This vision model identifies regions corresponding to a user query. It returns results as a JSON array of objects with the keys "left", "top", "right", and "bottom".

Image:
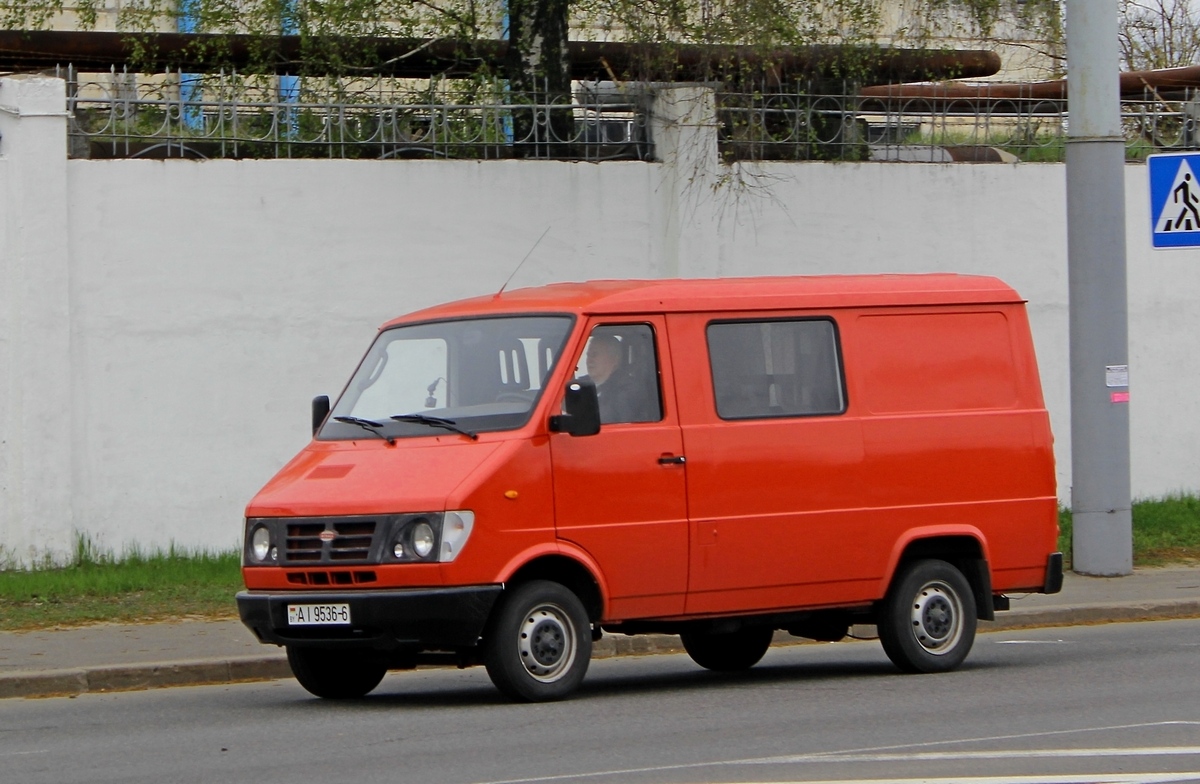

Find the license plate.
[{"left": 287, "top": 603, "right": 351, "bottom": 626}]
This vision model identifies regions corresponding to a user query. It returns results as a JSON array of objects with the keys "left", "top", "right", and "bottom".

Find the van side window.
[
  {"left": 574, "top": 324, "right": 663, "bottom": 424},
  {"left": 708, "top": 319, "right": 845, "bottom": 419}
]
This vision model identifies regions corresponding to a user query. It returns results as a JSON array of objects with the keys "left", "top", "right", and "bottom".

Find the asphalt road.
[{"left": 1, "top": 619, "right": 1198, "bottom": 784}]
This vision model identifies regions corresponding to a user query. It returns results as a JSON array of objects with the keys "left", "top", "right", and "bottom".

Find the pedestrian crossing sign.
[{"left": 1149, "top": 152, "right": 1200, "bottom": 248}]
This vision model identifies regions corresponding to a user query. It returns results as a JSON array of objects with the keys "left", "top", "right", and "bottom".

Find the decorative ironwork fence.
[
  {"left": 62, "top": 66, "right": 1200, "bottom": 163},
  {"left": 64, "top": 67, "right": 651, "bottom": 162},
  {"left": 717, "top": 87, "right": 1200, "bottom": 163}
]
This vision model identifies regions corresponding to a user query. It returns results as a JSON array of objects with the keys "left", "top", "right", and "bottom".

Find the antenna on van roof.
[{"left": 495, "top": 226, "right": 551, "bottom": 299}]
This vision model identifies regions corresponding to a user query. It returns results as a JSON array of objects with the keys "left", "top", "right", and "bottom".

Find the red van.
[{"left": 237, "top": 275, "right": 1062, "bottom": 702}]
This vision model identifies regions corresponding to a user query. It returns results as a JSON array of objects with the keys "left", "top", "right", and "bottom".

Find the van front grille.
[
  {"left": 284, "top": 518, "right": 379, "bottom": 564},
  {"left": 286, "top": 570, "right": 377, "bottom": 585}
]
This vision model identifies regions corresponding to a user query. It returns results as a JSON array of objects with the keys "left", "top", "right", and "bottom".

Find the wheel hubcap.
[
  {"left": 517, "top": 603, "right": 576, "bottom": 682},
  {"left": 910, "top": 580, "right": 963, "bottom": 654}
]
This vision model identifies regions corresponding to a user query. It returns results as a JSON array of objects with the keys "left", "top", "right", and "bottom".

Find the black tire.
[
  {"left": 483, "top": 580, "right": 592, "bottom": 702},
  {"left": 680, "top": 626, "right": 773, "bottom": 671},
  {"left": 877, "top": 559, "right": 977, "bottom": 674},
  {"left": 286, "top": 646, "right": 387, "bottom": 699}
]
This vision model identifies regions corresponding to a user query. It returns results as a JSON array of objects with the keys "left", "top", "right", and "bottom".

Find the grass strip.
[
  {"left": 0, "top": 542, "right": 241, "bottom": 631},
  {"left": 1059, "top": 494, "right": 1200, "bottom": 568}
]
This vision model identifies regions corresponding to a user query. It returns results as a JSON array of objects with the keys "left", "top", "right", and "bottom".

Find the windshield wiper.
[
  {"left": 390, "top": 414, "right": 478, "bottom": 440},
  {"left": 332, "top": 415, "right": 393, "bottom": 443}
]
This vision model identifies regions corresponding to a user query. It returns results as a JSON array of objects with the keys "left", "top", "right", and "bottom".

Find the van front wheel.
[
  {"left": 286, "top": 646, "right": 387, "bottom": 699},
  {"left": 878, "top": 559, "right": 977, "bottom": 673},
  {"left": 484, "top": 580, "right": 592, "bottom": 702},
  {"left": 680, "top": 626, "right": 773, "bottom": 671}
]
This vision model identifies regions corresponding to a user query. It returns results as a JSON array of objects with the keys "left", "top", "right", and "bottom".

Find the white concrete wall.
[
  {"left": 62, "top": 158, "right": 668, "bottom": 560},
  {"left": 3, "top": 76, "right": 1199, "bottom": 563},
  {"left": 1, "top": 76, "right": 76, "bottom": 565}
]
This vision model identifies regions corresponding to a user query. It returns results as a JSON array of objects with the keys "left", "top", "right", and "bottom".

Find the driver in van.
[{"left": 582, "top": 334, "right": 654, "bottom": 424}]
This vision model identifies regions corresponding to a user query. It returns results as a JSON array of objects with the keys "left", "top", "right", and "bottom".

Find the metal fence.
[
  {"left": 62, "top": 66, "right": 1200, "bottom": 163},
  {"left": 64, "top": 67, "right": 651, "bottom": 161},
  {"left": 717, "top": 88, "right": 1200, "bottom": 163}
]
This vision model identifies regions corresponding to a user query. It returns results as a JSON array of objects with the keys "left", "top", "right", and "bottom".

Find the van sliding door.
[{"left": 668, "top": 313, "right": 870, "bottom": 616}]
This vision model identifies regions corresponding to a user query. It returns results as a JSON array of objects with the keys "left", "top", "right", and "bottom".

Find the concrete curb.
[
  {"left": 3, "top": 603, "right": 1198, "bottom": 700},
  {"left": 984, "top": 599, "right": 1200, "bottom": 630},
  {"left": 0, "top": 655, "right": 291, "bottom": 700}
]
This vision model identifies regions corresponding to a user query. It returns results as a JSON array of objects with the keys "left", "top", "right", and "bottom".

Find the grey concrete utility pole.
[{"left": 1066, "top": 0, "right": 1133, "bottom": 576}]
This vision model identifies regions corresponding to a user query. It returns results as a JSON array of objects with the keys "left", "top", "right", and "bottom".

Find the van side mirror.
[
  {"left": 549, "top": 379, "right": 600, "bottom": 437},
  {"left": 312, "top": 395, "right": 331, "bottom": 436}
]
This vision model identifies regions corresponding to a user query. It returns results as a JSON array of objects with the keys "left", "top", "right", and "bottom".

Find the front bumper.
[{"left": 237, "top": 585, "right": 502, "bottom": 650}]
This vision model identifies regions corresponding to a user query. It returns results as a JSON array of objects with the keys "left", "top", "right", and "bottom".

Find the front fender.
[{"left": 494, "top": 541, "right": 612, "bottom": 619}]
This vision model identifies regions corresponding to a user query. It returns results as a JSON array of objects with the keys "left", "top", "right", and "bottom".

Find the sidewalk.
[{"left": 2, "top": 566, "right": 1198, "bottom": 699}]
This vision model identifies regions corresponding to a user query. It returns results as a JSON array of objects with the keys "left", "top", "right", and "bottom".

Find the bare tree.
[{"left": 1120, "top": 0, "right": 1200, "bottom": 70}]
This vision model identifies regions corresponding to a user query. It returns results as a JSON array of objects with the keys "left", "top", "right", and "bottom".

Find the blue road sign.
[{"left": 1149, "top": 152, "right": 1200, "bottom": 248}]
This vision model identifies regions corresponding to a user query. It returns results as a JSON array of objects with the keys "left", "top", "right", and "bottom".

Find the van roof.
[{"left": 388, "top": 274, "right": 1022, "bottom": 325}]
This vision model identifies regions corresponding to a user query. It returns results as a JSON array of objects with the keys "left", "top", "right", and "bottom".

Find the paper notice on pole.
[{"left": 1105, "top": 365, "right": 1129, "bottom": 388}]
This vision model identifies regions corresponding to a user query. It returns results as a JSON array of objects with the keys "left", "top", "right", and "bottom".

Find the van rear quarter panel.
[{"left": 844, "top": 305, "right": 1057, "bottom": 592}]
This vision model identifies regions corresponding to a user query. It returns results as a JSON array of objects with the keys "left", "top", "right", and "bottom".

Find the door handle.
[{"left": 658, "top": 455, "right": 686, "bottom": 465}]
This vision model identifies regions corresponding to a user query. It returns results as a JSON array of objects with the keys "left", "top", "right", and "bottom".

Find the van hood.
[{"left": 246, "top": 439, "right": 504, "bottom": 517}]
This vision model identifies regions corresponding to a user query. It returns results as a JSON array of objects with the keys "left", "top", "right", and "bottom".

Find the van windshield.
[{"left": 319, "top": 315, "right": 574, "bottom": 441}]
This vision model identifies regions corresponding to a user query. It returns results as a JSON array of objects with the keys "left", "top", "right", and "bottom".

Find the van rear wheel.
[
  {"left": 286, "top": 646, "right": 387, "bottom": 699},
  {"left": 483, "top": 580, "right": 592, "bottom": 702},
  {"left": 878, "top": 559, "right": 977, "bottom": 673},
  {"left": 681, "top": 626, "right": 773, "bottom": 671}
]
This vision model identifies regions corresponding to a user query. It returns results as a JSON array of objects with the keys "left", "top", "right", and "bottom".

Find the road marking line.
[
  {"left": 474, "top": 722, "right": 1200, "bottom": 784},
  {"left": 478, "top": 753, "right": 1200, "bottom": 784},
  {"left": 479, "top": 769, "right": 1200, "bottom": 784},
  {"left": 727, "top": 776, "right": 1200, "bottom": 784},
  {"left": 757, "top": 746, "right": 1200, "bottom": 765},
  {"left": 791, "top": 720, "right": 1200, "bottom": 759}
]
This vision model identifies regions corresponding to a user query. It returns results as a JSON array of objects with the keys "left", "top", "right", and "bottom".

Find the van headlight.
[
  {"left": 251, "top": 526, "right": 272, "bottom": 561},
  {"left": 244, "top": 521, "right": 277, "bottom": 565},
  {"left": 411, "top": 521, "right": 436, "bottom": 559},
  {"left": 385, "top": 511, "right": 474, "bottom": 564}
]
